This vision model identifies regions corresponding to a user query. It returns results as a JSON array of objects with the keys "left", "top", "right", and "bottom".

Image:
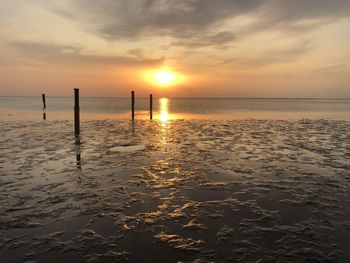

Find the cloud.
[
  {"left": 210, "top": 41, "right": 315, "bottom": 68},
  {"left": 3, "top": 1, "right": 350, "bottom": 73},
  {"left": 171, "top": 31, "right": 236, "bottom": 48},
  {"left": 128, "top": 48, "right": 146, "bottom": 59},
  {"left": 311, "top": 64, "right": 348, "bottom": 73},
  {"left": 8, "top": 41, "right": 164, "bottom": 67},
  {"left": 45, "top": 0, "right": 350, "bottom": 45},
  {"left": 263, "top": 0, "right": 350, "bottom": 21},
  {"left": 47, "top": 0, "right": 263, "bottom": 41}
]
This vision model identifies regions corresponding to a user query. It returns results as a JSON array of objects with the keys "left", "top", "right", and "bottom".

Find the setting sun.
[
  {"left": 154, "top": 71, "right": 175, "bottom": 86},
  {"left": 142, "top": 68, "right": 186, "bottom": 88}
]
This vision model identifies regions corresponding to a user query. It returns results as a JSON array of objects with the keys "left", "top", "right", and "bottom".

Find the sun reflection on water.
[
  {"left": 158, "top": 98, "right": 169, "bottom": 147},
  {"left": 159, "top": 98, "right": 169, "bottom": 123}
]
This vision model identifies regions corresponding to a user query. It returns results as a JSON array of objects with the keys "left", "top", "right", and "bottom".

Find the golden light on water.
[
  {"left": 159, "top": 98, "right": 169, "bottom": 123},
  {"left": 159, "top": 98, "right": 169, "bottom": 147}
]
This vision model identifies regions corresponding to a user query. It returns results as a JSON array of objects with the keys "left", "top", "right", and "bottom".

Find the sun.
[
  {"left": 154, "top": 71, "right": 175, "bottom": 86},
  {"left": 142, "top": 68, "right": 186, "bottom": 87}
]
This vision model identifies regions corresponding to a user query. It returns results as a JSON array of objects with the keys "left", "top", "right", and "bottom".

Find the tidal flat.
[{"left": 0, "top": 119, "right": 349, "bottom": 262}]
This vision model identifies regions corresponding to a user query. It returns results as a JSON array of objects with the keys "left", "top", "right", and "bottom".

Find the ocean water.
[{"left": 0, "top": 96, "right": 349, "bottom": 120}]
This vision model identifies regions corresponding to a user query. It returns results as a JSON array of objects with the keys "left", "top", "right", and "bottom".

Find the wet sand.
[{"left": 0, "top": 119, "right": 349, "bottom": 262}]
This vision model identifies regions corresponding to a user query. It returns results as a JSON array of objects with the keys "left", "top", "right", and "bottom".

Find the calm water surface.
[{"left": 0, "top": 97, "right": 349, "bottom": 121}]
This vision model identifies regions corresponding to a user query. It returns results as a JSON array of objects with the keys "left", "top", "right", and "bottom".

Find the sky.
[{"left": 0, "top": 0, "right": 350, "bottom": 98}]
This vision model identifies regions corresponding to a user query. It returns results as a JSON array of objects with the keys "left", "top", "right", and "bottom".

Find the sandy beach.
[{"left": 1, "top": 119, "right": 349, "bottom": 262}]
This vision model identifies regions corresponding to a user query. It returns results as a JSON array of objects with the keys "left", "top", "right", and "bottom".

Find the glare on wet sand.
[{"left": 0, "top": 118, "right": 349, "bottom": 262}]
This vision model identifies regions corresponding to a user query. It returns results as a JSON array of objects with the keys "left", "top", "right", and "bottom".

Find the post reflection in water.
[
  {"left": 75, "top": 136, "right": 82, "bottom": 169},
  {"left": 131, "top": 120, "right": 135, "bottom": 133}
]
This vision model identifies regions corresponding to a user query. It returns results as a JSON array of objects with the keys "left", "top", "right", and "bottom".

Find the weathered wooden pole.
[
  {"left": 74, "top": 88, "right": 80, "bottom": 144},
  {"left": 150, "top": 94, "right": 153, "bottom": 120},
  {"left": 42, "top": 94, "right": 46, "bottom": 120},
  {"left": 42, "top": 94, "right": 46, "bottom": 109},
  {"left": 131, "top": 91, "right": 135, "bottom": 121}
]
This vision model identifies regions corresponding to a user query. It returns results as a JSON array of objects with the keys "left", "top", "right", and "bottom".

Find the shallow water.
[
  {"left": 0, "top": 119, "right": 349, "bottom": 262},
  {"left": 1, "top": 97, "right": 349, "bottom": 121}
]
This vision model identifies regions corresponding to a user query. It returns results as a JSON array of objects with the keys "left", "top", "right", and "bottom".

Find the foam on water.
[{"left": 110, "top": 145, "right": 146, "bottom": 153}]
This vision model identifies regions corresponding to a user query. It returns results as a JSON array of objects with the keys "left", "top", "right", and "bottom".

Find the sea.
[
  {"left": 0, "top": 97, "right": 349, "bottom": 121},
  {"left": 1, "top": 96, "right": 350, "bottom": 262}
]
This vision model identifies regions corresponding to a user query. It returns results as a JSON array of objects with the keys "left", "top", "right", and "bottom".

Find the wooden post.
[
  {"left": 131, "top": 91, "right": 135, "bottom": 121},
  {"left": 74, "top": 89, "right": 80, "bottom": 144},
  {"left": 42, "top": 94, "right": 46, "bottom": 109},
  {"left": 42, "top": 94, "right": 46, "bottom": 120},
  {"left": 150, "top": 94, "right": 153, "bottom": 120}
]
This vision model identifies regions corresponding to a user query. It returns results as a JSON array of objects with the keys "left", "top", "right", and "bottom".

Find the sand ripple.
[{"left": 0, "top": 119, "right": 349, "bottom": 262}]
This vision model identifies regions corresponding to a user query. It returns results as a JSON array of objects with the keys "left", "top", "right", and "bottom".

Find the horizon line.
[{"left": 0, "top": 96, "right": 350, "bottom": 100}]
